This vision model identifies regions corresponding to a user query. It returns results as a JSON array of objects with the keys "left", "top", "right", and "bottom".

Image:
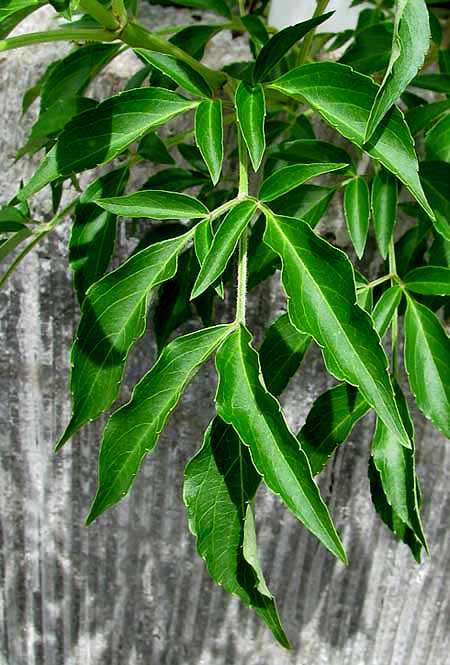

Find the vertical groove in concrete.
[{"left": 1, "top": 7, "right": 449, "bottom": 665}]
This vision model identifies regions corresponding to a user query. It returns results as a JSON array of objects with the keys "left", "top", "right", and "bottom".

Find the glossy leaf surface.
[
  {"left": 195, "top": 99, "right": 223, "bottom": 185},
  {"left": 371, "top": 167, "right": 398, "bottom": 259},
  {"left": 235, "top": 81, "right": 266, "bottom": 172},
  {"left": 371, "top": 285, "right": 402, "bottom": 338},
  {"left": 215, "top": 326, "right": 347, "bottom": 563},
  {"left": 259, "top": 163, "right": 346, "bottom": 202},
  {"left": 134, "top": 49, "right": 212, "bottom": 98},
  {"left": 343, "top": 176, "right": 370, "bottom": 259},
  {"left": 96, "top": 190, "right": 209, "bottom": 220},
  {"left": 403, "top": 266, "right": 450, "bottom": 295}
]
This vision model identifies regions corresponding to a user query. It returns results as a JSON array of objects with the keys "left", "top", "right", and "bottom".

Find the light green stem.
[
  {"left": 0, "top": 28, "right": 116, "bottom": 51},
  {"left": 112, "top": 0, "right": 128, "bottom": 28},
  {"left": 297, "top": 0, "right": 330, "bottom": 64},
  {"left": 236, "top": 129, "right": 249, "bottom": 325},
  {"left": 79, "top": 0, "right": 119, "bottom": 30}
]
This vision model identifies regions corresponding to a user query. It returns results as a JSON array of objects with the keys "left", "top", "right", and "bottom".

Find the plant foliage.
[{"left": 1, "top": 0, "right": 449, "bottom": 648}]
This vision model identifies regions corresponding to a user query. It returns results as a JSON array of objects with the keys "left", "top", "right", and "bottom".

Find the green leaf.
[
  {"left": 270, "top": 184, "right": 336, "bottom": 226},
  {"left": 141, "top": 167, "right": 208, "bottom": 192},
  {"left": 299, "top": 384, "right": 370, "bottom": 476},
  {"left": 259, "top": 163, "right": 346, "bottom": 202},
  {"left": 420, "top": 161, "right": 450, "bottom": 240},
  {"left": 404, "top": 266, "right": 450, "bottom": 295},
  {"left": 168, "top": 0, "right": 231, "bottom": 19},
  {"left": 28, "top": 97, "right": 97, "bottom": 141},
  {"left": 425, "top": 113, "right": 450, "bottom": 163},
  {"left": 195, "top": 99, "right": 224, "bottom": 185},
  {"left": 269, "top": 62, "right": 433, "bottom": 218},
  {"left": 86, "top": 324, "right": 231, "bottom": 522},
  {"left": 20, "top": 88, "right": 198, "bottom": 200},
  {"left": 343, "top": 176, "right": 370, "bottom": 259},
  {"left": 410, "top": 72, "right": 450, "bottom": 93},
  {"left": 259, "top": 313, "right": 311, "bottom": 396},
  {"left": 406, "top": 99, "right": 450, "bottom": 135},
  {"left": 241, "top": 14, "right": 269, "bottom": 55},
  {"left": 271, "top": 139, "right": 355, "bottom": 174},
  {"left": 235, "top": 81, "right": 266, "bottom": 172},
  {"left": 0, "top": 0, "right": 42, "bottom": 38},
  {"left": 404, "top": 295, "right": 450, "bottom": 437},
  {"left": 56, "top": 231, "right": 193, "bottom": 449},
  {"left": 371, "top": 379, "right": 428, "bottom": 551},
  {"left": 263, "top": 212, "right": 410, "bottom": 448},
  {"left": 96, "top": 190, "right": 209, "bottom": 220},
  {"left": 371, "top": 167, "right": 398, "bottom": 259},
  {"left": 365, "top": 0, "right": 431, "bottom": 141},
  {"left": 215, "top": 326, "right": 347, "bottom": 563},
  {"left": 134, "top": 49, "right": 212, "bottom": 98},
  {"left": 193, "top": 216, "right": 224, "bottom": 299},
  {"left": 191, "top": 199, "right": 256, "bottom": 299},
  {"left": 183, "top": 418, "right": 290, "bottom": 648},
  {"left": 0, "top": 228, "right": 32, "bottom": 263},
  {"left": 177, "top": 142, "right": 209, "bottom": 174},
  {"left": 252, "top": 12, "right": 333, "bottom": 83},
  {"left": 40, "top": 42, "right": 120, "bottom": 112},
  {"left": 0, "top": 220, "right": 27, "bottom": 233},
  {"left": 137, "top": 131, "right": 175, "bottom": 164},
  {"left": 168, "top": 24, "right": 223, "bottom": 60},
  {"left": 371, "top": 285, "right": 402, "bottom": 338},
  {"left": 69, "top": 165, "right": 129, "bottom": 304},
  {"left": 340, "top": 22, "right": 393, "bottom": 75}
]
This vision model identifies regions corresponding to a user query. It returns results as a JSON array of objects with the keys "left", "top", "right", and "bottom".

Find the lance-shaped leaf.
[
  {"left": 0, "top": 0, "right": 41, "bottom": 34},
  {"left": 420, "top": 161, "right": 450, "bottom": 240},
  {"left": 259, "top": 163, "right": 346, "bottom": 202},
  {"left": 404, "top": 294, "right": 450, "bottom": 438},
  {"left": 252, "top": 12, "right": 333, "bottom": 83},
  {"left": 263, "top": 212, "right": 410, "bottom": 448},
  {"left": 372, "top": 285, "right": 402, "bottom": 338},
  {"left": 134, "top": 49, "right": 212, "bottom": 98},
  {"left": 19, "top": 88, "right": 198, "bottom": 200},
  {"left": 425, "top": 113, "right": 450, "bottom": 163},
  {"left": 371, "top": 167, "right": 398, "bottom": 259},
  {"left": 215, "top": 326, "right": 347, "bottom": 563},
  {"left": 235, "top": 82, "right": 266, "bottom": 172},
  {"left": 371, "top": 380, "right": 428, "bottom": 552},
  {"left": 271, "top": 139, "right": 355, "bottom": 174},
  {"left": 184, "top": 418, "right": 290, "bottom": 648},
  {"left": 269, "top": 62, "right": 433, "bottom": 218},
  {"left": 411, "top": 72, "right": 450, "bottom": 93},
  {"left": 56, "top": 231, "right": 193, "bottom": 449},
  {"left": 343, "top": 176, "right": 370, "bottom": 259},
  {"left": 299, "top": 384, "right": 370, "bottom": 476},
  {"left": 406, "top": 99, "right": 450, "bottom": 135},
  {"left": 86, "top": 325, "right": 231, "bottom": 522},
  {"left": 96, "top": 190, "right": 208, "bottom": 220},
  {"left": 193, "top": 218, "right": 224, "bottom": 299},
  {"left": 259, "top": 313, "right": 311, "bottom": 396},
  {"left": 141, "top": 167, "right": 208, "bottom": 192},
  {"left": 137, "top": 131, "right": 175, "bottom": 164},
  {"left": 368, "top": 458, "right": 422, "bottom": 562},
  {"left": 340, "top": 22, "right": 393, "bottom": 75},
  {"left": 69, "top": 165, "right": 129, "bottom": 304},
  {"left": 195, "top": 99, "right": 224, "bottom": 185},
  {"left": 365, "top": 0, "right": 431, "bottom": 141},
  {"left": 404, "top": 266, "right": 450, "bottom": 295},
  {"left": 191, "top": 199, "right": 256, "bottom": 299}
]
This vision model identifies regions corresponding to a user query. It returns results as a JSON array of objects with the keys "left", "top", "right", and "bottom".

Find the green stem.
[
  {"left": 297, "top": 0, "right": 330, "bottom": 64},
  {"left": 238, "top": 0, "right": 246, "bottom": 16},
  {"left": 79, "top": 0, "right": 119, "bottom": 31},
  {"left": 361, "top": 273, "right": 395, "bottom": 290},
  {"left": 0, "top": 198, "right": 78, "bottom": 291},
  {"left": 388, "top": 237, "right": 399, "bottom": 379},
  {"left": 236, "top": 128, "right": 249, "bottom": 325},
  {"left": 112, "top": 0, "right": 128, "bottom": 28},
  {"left": 0, "top": 28, "right": 116, "bottom": 51}
]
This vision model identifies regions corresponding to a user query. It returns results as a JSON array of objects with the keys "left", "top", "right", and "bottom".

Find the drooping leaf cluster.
[{"left": 1, "top": 0, "right": 449, "bottom": 648}]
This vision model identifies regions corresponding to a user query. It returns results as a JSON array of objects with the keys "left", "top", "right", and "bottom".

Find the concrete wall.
[{"left": 1, "top": 6, "right": 449, "bottom": 664}]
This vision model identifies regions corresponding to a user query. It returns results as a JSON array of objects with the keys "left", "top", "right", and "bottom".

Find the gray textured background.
[{"left": 1, "top": 6, "right": 449, "bottom": 664}]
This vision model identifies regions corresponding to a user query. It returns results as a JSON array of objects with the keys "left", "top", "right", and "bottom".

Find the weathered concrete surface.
[{"left": 1, "top": 7, "right": 449, "bottom": 665}]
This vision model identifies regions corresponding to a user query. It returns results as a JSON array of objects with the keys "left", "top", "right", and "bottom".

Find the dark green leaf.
[
  {"left": 263, "top": 212, "right": 410, "bottom": 448},
  {"left": 270, "top": 184, "right": 336, "bottom": 226},
  {"left": 195, "top": 99, "right": 223, "bottom": 185},
  {"left": 259, "top": 313, "right": 311, "bottom": 396},
  {"left": 169, "top": 24, "right": 223, "bottom": 60},
  {"left": 371, "top": 285, "right": 402, "bottom": 338},
  {"left": 365, "top": 0, "right": 431, "bottom": 141},
  {"left": 137, "top": 131, "right": 175, "bottom": 164},
  {"left": 29, "top": 97, "right": 97, "bottom": 140},
  {"left": 0, "top": 0, "right": 42, "bottom": 38},
  {"left": 299, "top": 384, "right": 370, "bottom": 476},
  {"left": 141, "top": 167, "right": 208, "bottom": 192},
  {"left": 252, "top": 12, "right": 333, "bottom": 83},
  {"left": 191, "top": 199, "right": 256, "bottom": 299},
  {"left": 96, "top": 190, "right": 209, "bottom": 220},
  {"left": 69, "top": 165, "right": 129, "bottom": 304},
  {"left": 269, "top": 62, "right": 433, "bottom": 218},
  {"left": 167, "top": 0, "right": 231, "bottom": 19},
  {"left": 215, "top": 325, "right": 347, "bottom": 562},
  {"left": 134, "top": 49, "right": 212, "bottom": 98},
  {"left": 420, "top": 161, "right": 450, "bottom": 240},
  {"left": 340, "top": 22, "right": 392, "bottom": 75},
  {"left": 410, "top": 72, "right": 450, "bottom": 93},
  {"left": 425, "top": 113, "right": 450, "bottom": 162},
  {"left": 183, "top": 418, "right": 290, "bottom": 648},
  {"left": 343, "top": 176, "right": 370, "bottom": 258},
  {"left": 56, "top": 231, "right": 193, "bottom": 449},
  {"left": 86, "top": 324, "right": 232, "bottom": 522},
  {"left": 406, "top": 99, "right": 450, "bottom": 135},
  {"left": 259, "top": 163, "right": 346, "bottom": 202},
  {"left": 0, "top": 228, "right": 32, "bottom": 263},
  {"left": 241, "top": 14, "right": 269, "bottom": 55},
  {"left": 271, "top": 139, "right": 355, "bottom": 174},
  {"left": 404, "top": 294, "right": 450, "bottom": 438},
  {"left": 235, "top": 82, "right": 266, "bottom": 172},
  {"left": 371, "top": 380, "right": 428, "bottom": 551},
  {"left": 178, "top": 142, "right": 209, "bottom": 174},
  {"left": 403, "top": 266, "right": 450, "bottom": 295},
  {"left": 371, "top": 167, "right": 398, "bottom": 259}
]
